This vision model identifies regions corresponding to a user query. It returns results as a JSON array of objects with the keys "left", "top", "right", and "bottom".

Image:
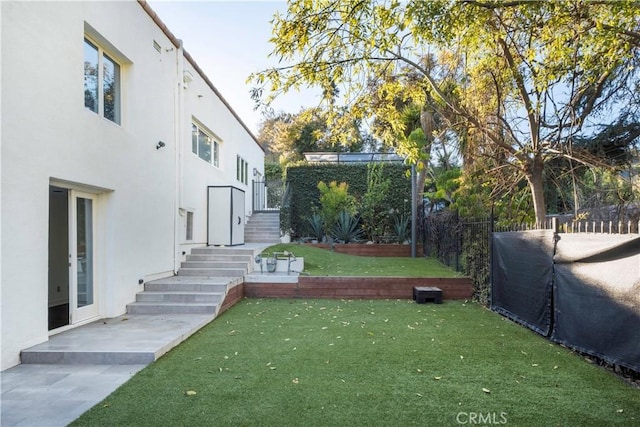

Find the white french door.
[{"left": 69, "top": 191, "right": 99, "bottom": 323}]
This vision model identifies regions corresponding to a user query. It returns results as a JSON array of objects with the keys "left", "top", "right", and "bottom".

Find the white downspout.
[{"left": 173, "top": 39, "right": 184, "bottom": 274}]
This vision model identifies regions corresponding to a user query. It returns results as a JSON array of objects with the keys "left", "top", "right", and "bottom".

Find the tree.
[
  {"left": 256, "top": 107, "right": 370, "bottom": 166},
  {"left": 250, "top": 0, "right": 640, "bottom": 223}
]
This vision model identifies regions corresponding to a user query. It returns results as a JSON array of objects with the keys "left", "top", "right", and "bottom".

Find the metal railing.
[{"left": 252, "top": 179, "right": 282, "bottom": 212}]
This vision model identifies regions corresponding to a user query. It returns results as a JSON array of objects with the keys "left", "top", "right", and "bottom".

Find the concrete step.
[
  {"left": 126, "top": 302, "right": 218, "bottom": 315},
  {"left": 135, "top": 291, "right": 224, "bottom": 303},
  {"left": 186, "top": 254, "right": 253, "bottom": 262},
  {"left": 245, "top": 237, "right": 280, "bottom": 243},
  {"left": 20, "top": 313, "right": 215, "bottom": 365},
  {"left": 144, "top": 276, "right": 237, "bottom": 291},
  {"left": 178, "top": 267, "right": 247, "bottom": 277},
  {"left": 245, "top": 231, "right": 279, "bottom": 237},
  {"left": 245, "top": 228, "right": 279, "bottom": 233},
  {"left": 181, "top": 261, "right": 249, "bottom": 269},
  {"left": 191, "top": 247, "right": 255, "bottom": 255},
  {"left": 144, "top": 281, "right": 229, "bottom": 293}
]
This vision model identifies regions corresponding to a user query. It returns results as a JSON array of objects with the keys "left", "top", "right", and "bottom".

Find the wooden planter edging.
[
  {"left": 219, "top": 282, "right": 244, "bottom": 314},
  {"left": 305, "top": 243, "right": 423, "bottom": 257},
  {"left": 243, "top": 276, "right": 473, "bottom": 300}
]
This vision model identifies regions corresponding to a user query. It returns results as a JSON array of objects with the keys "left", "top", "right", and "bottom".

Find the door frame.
[{"left": 69, "top": 190, "right": 100, "bottom": 324}]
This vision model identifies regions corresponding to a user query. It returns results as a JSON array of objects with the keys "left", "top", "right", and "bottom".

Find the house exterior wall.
[
  {"left": 0, "top": 0, "right": 264, "bottom": 370},
  {"left": 179, "top": 59, "right": 264, "bottom": 252}
]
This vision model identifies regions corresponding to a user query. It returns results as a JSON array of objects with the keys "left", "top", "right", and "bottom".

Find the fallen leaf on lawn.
[
  {"left": 103, "top": 403, "right": 111, "bottom": 408},
  {"left": 194, "top": 357, "right": 202, "bottom": 361},
  {"left": 617, "top": 409, "right": 624, "bottom": 413},
  {"left": 460, "top": 355, "right": 464, "bottom": 360},
  {"left": 292, "top": 378, "right": 299, "bottom": 384},
  {"left": 532, "top": 363, "right": 538, "bottom": 367},
  {"left": 434, "top": 376, "right": 442, "bottom": 380},
  {"left": 416, "top": 393, "right": 423, "bottom": 397},
  {"left": 417, "top": 369, "right": 423, "bottom": 373},
  {"left": 269, "top": 366, "right": 277, "bottom": 370},
  {"left": 482, "top": 388, "right": 491, "bottom": 394},
  {"left": 185, "top": 390, "right": 197, "bottom": 396},
  {"left": 553, "top": 365, "right": 558, "bottom": 369}
]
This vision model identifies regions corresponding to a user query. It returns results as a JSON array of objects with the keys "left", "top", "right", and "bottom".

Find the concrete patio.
[{"left": 1, "top": 312, "right": 216, "bottom": 426}]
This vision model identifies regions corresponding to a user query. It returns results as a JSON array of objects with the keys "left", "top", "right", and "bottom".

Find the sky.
[{"left": 148, "top": 0, "right": 319, "bottom": 135}]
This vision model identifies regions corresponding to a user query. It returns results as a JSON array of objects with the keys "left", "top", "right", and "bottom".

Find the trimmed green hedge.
[{"left": 285, "top": 163, "right": 411, "bottom": 238}]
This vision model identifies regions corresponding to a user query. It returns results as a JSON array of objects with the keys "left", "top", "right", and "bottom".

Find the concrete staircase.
[
  {"left": 245, "top": 212, "right": 280, "bottom": 243},
  {"left": 20, "top": 246, "right": 260, "bottom": 365},
  {"left": 127, "top": 247, "right": 256, "bottom": 315}
]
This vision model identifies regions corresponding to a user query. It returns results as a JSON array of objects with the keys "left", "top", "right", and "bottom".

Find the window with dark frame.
[{"left": 237, "top": 155, "right": 248, "bottom": 185}]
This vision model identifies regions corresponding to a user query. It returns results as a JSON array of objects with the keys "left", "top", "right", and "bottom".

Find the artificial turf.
[
  {"left": 263, "top": 243, "right": 457, "bottom": 277},
  {"left": 72, "top": 299, "right": 639, "bottom": 426}
]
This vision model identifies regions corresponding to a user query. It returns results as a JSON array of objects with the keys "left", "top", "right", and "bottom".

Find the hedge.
[{"left": 284, "top": 163, "right": 412, "bottom": 238}]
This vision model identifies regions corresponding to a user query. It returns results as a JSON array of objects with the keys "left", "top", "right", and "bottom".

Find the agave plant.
[
  {"left": 331, "top": 210, "right": 363, "bottom": 243},
  {"left": 307, "top": 213, "right": 324, "bottom": 242},
  {"left": 393, "top": 214, "right": 410, "bottom": 244}
]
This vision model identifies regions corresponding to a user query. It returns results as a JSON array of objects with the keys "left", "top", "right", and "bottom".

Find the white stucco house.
[{"left": 1, "top": 0, "right": 265, "bottom": 370}]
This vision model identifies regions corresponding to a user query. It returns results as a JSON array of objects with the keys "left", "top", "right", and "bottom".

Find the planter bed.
[
  {"left": 305, "top": 243, "right": 424, "bottom": 257},
  {"left": 242, "top": 276, "right": 472, "bottom": 300}
]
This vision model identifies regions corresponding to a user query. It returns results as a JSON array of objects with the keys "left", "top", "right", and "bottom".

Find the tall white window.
[
  {"left": 237, "top": 156, "right": 248, "bottom": 184},
  {"left": 192, "top": 122, "right": 220, "bottom": 167},
  {"left": 84, "top": 38, "right": 121, "bottom": 124}
]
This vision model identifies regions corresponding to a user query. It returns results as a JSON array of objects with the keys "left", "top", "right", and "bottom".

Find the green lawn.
[
  {"left": 264, "top": 243, "right": 457, "bottom": 277},
  {"left": 73, "top": 299, "right": 639, "bottom": 426}
]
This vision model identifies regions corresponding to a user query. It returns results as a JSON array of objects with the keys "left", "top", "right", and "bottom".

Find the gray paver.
[
  {"left": 1, "top": 364, "right": 145, "bottom": 426},
  {"left": 0, "top": 243, "right": 274, "bottom": 426}
]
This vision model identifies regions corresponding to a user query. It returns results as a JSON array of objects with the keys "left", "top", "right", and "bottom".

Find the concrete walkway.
[
  {"left": 1, "top": 243, "right": 276, "bottom": 426},
  {"left": 1, "top": 312, "right": 216, "bottom": 426}
]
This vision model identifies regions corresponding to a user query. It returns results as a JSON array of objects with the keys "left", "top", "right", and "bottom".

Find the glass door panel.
[
  {"left": 70, "top": 192, "right": 99, "bottom": 323},
  {"left": 76, "top": 197, "right": 93, "bottom": 307}
]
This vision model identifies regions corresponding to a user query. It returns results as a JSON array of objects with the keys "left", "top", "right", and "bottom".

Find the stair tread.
[
  {"left": 138, "top": 291, "right": 224, "bottom": 295},
  {"left": 128, "top": 302, "right": 218, "bottom": 306}
]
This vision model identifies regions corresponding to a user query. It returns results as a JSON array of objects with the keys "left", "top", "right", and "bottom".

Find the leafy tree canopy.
[
  {"left": 250, "top": 0, "right": 640, "bottom": 223},
  {"left": 256, "top": 107, "right": 377, "bottom": 166}
]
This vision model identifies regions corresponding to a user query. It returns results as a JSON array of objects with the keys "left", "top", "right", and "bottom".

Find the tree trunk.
[
  {"left": 525, "top": 155, "right": 547, "bottom": 225},
  {"left": 417, "top": 110, "right": 434, "bottom": 213},
  {"left": 416, "top": 160, "right": 428, "bottom": 212}
]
